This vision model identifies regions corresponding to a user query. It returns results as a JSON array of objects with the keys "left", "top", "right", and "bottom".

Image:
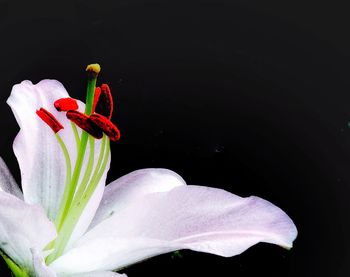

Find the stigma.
[{"left": 86, "top": 64, "right": 101, "bottom": 74}]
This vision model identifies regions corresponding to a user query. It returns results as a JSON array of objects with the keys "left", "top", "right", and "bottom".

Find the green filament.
[
  {"left": 72, "top": 136, "right": 95, "bottom": 206},
  {"left": 46, "top": 70, "right": 109, "bottom": 264},
  {"left": 54, "top": 75, "right": 98, "bottom": 231},
  {"left": 56, "top": 133, "right": 88, "bottom": 231},
  {"left": 85, "top": 137, "right": 110, "bottom": 197},
  {"left": 71, "top": 122, "right": 80, "bottom": 150},
  {"left": 46, "top": 136, "right": 110, "bottom": 264},
  {"left": 54, "top": 134, "right": 72, "bottom": 230}
]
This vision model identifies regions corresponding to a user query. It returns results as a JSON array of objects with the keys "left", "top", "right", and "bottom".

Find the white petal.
[
  {"left": 51, "top": 185, "right": 297, "bottom": 273},
  {"left": 51, "top": 237, "right": 176, "bottom": 274},
  {"left": 67, "top": 271, "right": 127, "bottom": 277},
  {"left": 0, "top": 191, "right": 56, "bottom": 271},
  {"left": 31, "top": 248, "right": 56, "bottom": 277},
  {"left": 90, "top": 168, "right": 186, "bottom": 228},
  {"left": 7, "top": 79, "right": 108, "bottom": 249},
  {"left": 7, "top": 80, "right": 78, "bottom": 220},
  {"left": 0, "top": 157, "right": 23, "bottom": 199}
]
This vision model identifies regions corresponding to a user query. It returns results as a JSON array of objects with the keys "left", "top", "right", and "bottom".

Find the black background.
[{"left": 0, "top": 0, "right": 349, "bottom": 276}]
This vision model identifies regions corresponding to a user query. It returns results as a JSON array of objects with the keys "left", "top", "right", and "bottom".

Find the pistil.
[{"left": 54, "top": 65, "right": 101, "bottom": 236}]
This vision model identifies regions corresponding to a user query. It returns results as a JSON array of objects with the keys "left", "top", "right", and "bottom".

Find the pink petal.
[
  {"left": 6, "top": 80, "right": 110, "bottom": 250},
  {"left": 51, "top": 185, "right": 297, "bottom": 273},
  {"left": 7, "top": 80, "right": 80, "bottom": 220}
]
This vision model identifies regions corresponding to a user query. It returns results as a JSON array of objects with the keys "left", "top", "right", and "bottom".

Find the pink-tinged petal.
[
  {"left": 52, "top": 185, "right": 296, "bottom": 273},
  {"left": 6, "top": 80, "right": 108, "bottom": 248},
  {"left": 90, "top": 168, "right": 186, "bottom": 228},
  {"left": 0, "top": 157, "right": 23, "bottom": 199},
  {"left": 7, "top": 80, "right": 80, "bottom": 220},
  {"left": 0, "top": 191, "right": 56, "bottom": 272}
]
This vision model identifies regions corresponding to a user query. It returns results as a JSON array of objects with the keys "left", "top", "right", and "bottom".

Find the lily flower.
[{"left": 0, "top": 64, "right": 297, "bottom": 277}]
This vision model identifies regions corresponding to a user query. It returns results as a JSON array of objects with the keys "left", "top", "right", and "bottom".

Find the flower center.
[{"left": 36, "top": 64, "right": 120, "bottom": 264}]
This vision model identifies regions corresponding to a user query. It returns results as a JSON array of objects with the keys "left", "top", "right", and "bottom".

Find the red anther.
[
  {"left": 92, "top": 87, "right": 102, "bottom": 113},
  {"left": 36, "top": 108, "right": 64, "bottom": 133},
  {"left": 90, "top": 113, "right": 120, "bottom": 141},
  {"left": 93, "top": 84, "right": 114, "bottom": 119},
  {"left": 54, "top": 98, "right": 79, "bottom": 112},
  {"left": 66, "top": 110, "right": 103, "bottom": 139}
]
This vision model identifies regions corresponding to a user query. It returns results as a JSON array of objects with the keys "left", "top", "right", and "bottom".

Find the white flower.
[{"left": 0, "top": 66, "right": 297, "bottom": 277}]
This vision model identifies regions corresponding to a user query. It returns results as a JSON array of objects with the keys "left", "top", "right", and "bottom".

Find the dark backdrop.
[{"left": 0, "top": 0, "right": 349, "bottom": 276}]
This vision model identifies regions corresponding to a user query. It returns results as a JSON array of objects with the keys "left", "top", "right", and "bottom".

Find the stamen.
[
  {"left": 36, "top": 108, "right": 64, "bottom": 133},
  {"left": 49, "top": 64, "right": 102, "bottom": 264},
  {"left": 93, "top": 84, "right": 114, "bottom": 119},
  {"left": 90, "top": 113, "right": 120, "bottom": 141},
  {"left": 71, "top": 122, "right": 81, "bottom": 150},
  {"left": 54, "top": 133, "right": 72, "bottom": 231},
  {"left": 66, "top": 110, "right": 103, "bottom": 139},
  {"left": 73, "top": 136, "right": 95, "bottom": 206},
  {"left": 54, "top": 98, "right": 79, "bottom": 112},
  {"left": 46, "top": 136, "right": 110, "bottom": 265},
  {"left": 92, "top": 87, "right": 101, "bottom": 113}
]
